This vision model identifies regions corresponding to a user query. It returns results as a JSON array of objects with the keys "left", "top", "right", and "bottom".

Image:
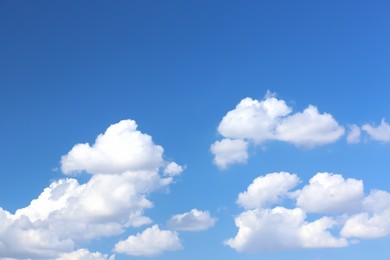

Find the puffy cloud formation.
[
  {"left": 217, "top": 96, "right": 291, "bottom": 143},
  {"left": 164, "top": 162, "right": 184, "bottom": 176},
  {"left": 347, "top": 124, "right": 361, "bottom": 144},
  {"left": 167, "top": 209, "right": 216, "bottom": 231},
  {"left": 225, "top": 207, "right": 347, "bottom": 252},
  {"left": 226, "top": 172, "right": 390, "bottom": 253},
  {"left": 114, "top": 225, "right": 182, "bottom": 256},
  {"left": 210, "top": 139, "right": 249, "bottom": 169},
  {"left": 212, "top": 93, "right": 344, "bottom": 168},
  {"left": 61, "top": 120, "right": 164, "bottom": 175},
  {"left": 0, "top": 120, "right": 184, "bottom": 259},
  {"left": 57, "top": 249, "right": 115, "bottom": 260},
  {"left": 295, "top": 173, "right": 364, "bottom": 213},
  {"left": 275, "top": 105, "right": 345, "bottom": 147},
  {"left": 237, "top": 172, "right": 299, "bottom": 210},
  {"left": 362, "top": 119, "right": 390, "bottom": 142},
  {"left": 341, "top": 190, "right": 390, "bottom": 239}
]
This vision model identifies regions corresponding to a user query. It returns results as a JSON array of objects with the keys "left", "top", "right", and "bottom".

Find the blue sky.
[{"left": 1, "top": 1, "right": 390, "bottom": 259}]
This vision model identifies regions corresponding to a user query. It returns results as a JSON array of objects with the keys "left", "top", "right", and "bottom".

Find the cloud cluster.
[
  {"left": 226, "top": 172, "right": 390, "bottom": 253},
  {"left": 211, "top": 94, "right": 345, "bottom": 168},
  {"left": 0, "top": 120, "right": 184, "bottom": 259}
]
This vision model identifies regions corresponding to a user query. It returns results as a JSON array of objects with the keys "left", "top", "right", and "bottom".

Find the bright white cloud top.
[
  {"left": 210, "top": 138, "right": 249, "bottom": 169},
  {"left": 295, "top": 173, "right": 364, "bottom": 214},
  {"left": 57, "top": 249, "right": 115, "bottom": 260},
  {"left": 236, "top": 172, "right": 299, "bottom": 210},
  {"left": 211, "top": 94, "right": 345, "bottom": 168},
  {"left": 226, "top": 171, "right": 390, "bottom": 253},
  {"left": 167, "top": 209, "right": 216, "bottom": 231},
  {"left": 0, "top": 120, "right": 184, "bottom": 259},
  {"left": 114, "top": 225, "right": 182, "bottom": 256},
  {"left": 61, "top": 120, "right": 164, "bottom": 175}
]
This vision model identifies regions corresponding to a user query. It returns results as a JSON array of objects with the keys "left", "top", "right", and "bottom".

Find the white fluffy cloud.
[
  {"left": 295, "top": 173, "right": 364, "bottom": 214},
  {"left": 237, "top": 172, "right": 299, "bottom": 210},
  {"left": 341, "top": 190, "right": 390, "bottom": 239},
  {"left": 57, "top": 249, "right": 115, "bottom": 260},
  {"left": 0, "top": 120, "right": 183, "bottom": 259},
  {"left": 362, "top": 119, "right": 390, "bottom": 142},
  {"left": 210, "top": 138, "right": 249, "bottom": 169},
  {"left": 0, "top": 207, "right": 74, "bottom": 259},
  {"left": 227, "top": 171, "right": 390, "bottom": 253},
  {"left": 163, "top": 162, "right": 184, "bottom": 176},
  {"left": 61, "top": 120, "right": 164, "bottom": 175},
  {"left": 217, "top": 96, "right": 291, "bottom": 143},
  {"left": 225, "top": 207, "right": 347, "bottom": 252},
  {"left": 114, "top": 225, "right": 182, "bottom": 256},
  {"left": 212, "top": 94, "right": 344, "bottom": 168},
  {"left": 346, "top": 124, "right": 361, "bottom": 144},
  {"left": 167, "top": 209, "right": 216, "bottom": 231},
  {"left": 275, "top": 105, "right": 345, "bottom": 147}
]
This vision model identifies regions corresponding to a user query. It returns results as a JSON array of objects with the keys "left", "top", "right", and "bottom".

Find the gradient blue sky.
[{"left": 1, "top": 1, "right": 390, "bottom": 259}]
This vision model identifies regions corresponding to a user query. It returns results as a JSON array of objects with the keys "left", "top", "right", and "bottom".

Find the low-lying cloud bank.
[{"left": 226, "top": 171, "right": 390, "bottom": 252}]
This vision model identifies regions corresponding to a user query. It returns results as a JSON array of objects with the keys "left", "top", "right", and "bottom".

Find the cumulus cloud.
[
  {"left": 362, "top": 119, "right": 390, "bottom": 142},
  {"left": 346, "top": 124, "right": 361, "bottom": 144},
  {"left": 0, "top": 208, "right": 74, "bottom": 259},
  {"left": 0, "top": 119, "right": 183, "bottom": 259},
  {"left": 57, "top": 249, "right": 115, "bottom": 260},
  {"left": 212, "top": 93, "right": 344, "bottom": 168},
  {"left": 227, "top": 171, "right": 390, "bottom": 253},
  {"left": 341, "top": 190, "right": 390, "bottom": 239},
  {"left": 114, "top": 225, "right": 182, "bottom": 256},
  {"left": 275, "top": 105, "right": 345, "bottom": 147},
  {"left": 295, "top": 173, "right": 364, "bottom": 214},
  {"left": 164, "top": 162, "right": 184, "bottom": 176},
  {"left": 236, "top": 172, "right": 299, "bottom": 210},
  {"left": 210, "top": 139, "right": 249, "bottom": 169},
  {"left": 225, "top": 207, "right": 347, "bottom": 252},
  {"left": 217, "top": 96, "right": 291, "bottom": 143},
  {"left": 61, "top": 120, "right": 164, "bottom": 175},
  {"left": 167, "top": 209, "right": 216, "bottom": 231}
]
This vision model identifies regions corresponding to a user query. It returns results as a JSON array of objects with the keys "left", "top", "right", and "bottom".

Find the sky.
[{"left": 1, "top": 1, "right": 390, "bottom": 259}]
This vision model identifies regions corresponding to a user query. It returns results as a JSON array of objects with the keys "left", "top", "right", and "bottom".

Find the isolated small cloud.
[
  {"left": 295, "top": 172, "right": 364, "bottom": 214},
  {"left": 346, "top": 124, "right": 361, "bottom": 144},
  {"left": 362, "top": 119, "right": 390, "bottom": 142},
  {"left": 236, "top": 172, "right": 299, "bottom": 210},
  {"left": 57, "top": 249, "right": 115, "bottom": 260},
  {"left": 114, "top": 225, "right": 182, "bottom": 256},
  {"left": 61, "top": 120, "right": 164, "bottom": 175},
  {"left": 210, "top": 138, "right": 249, "bottom": 169},
  {"left": 167, "top": 209, "right": 216, "bottom": 231},
  {"left": 164, "top": 162, "right": 184, "bottom": 176}
]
